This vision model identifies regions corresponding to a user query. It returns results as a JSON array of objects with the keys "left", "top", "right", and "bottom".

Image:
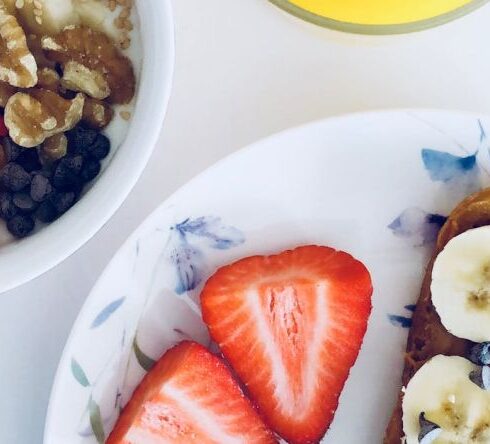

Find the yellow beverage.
[{"left": 271, "top": 0, "right": 488, "bottom": 33}]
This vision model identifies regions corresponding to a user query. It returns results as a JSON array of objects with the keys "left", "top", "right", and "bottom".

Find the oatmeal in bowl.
[{"left": 0, "top": 0, "right": 174, "bottom": 292}]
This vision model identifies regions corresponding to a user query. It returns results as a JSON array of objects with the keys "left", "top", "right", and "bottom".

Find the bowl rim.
[
  {"left": 44, "top": 107, "right": 488, "bottom": 444},
  {"left": 0, "top": 0, "right": 175, "bottom": 295},
  {"left": 269, "top": 0, "right": 489, "bottom": 35}
]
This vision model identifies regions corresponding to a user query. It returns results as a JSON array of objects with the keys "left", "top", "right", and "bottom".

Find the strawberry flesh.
[
  {"left": 201, "top": 245, "right": 373, "bottom": 444},
  {"left": 107, "top": 341, "right": 276, "bottom": 444}
]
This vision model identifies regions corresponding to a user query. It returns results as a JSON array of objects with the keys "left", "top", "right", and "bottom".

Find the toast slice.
[{"left": 384, "top": 188, "right": 490, "bottom": 443}]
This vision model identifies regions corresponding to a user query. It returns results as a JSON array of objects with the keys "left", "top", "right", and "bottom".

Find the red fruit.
[
  {"left": 107, "top": 341, "right": 276, "bottom": 444},
  {"left": 201, "top": 245, "right": 373, "bottom": 444},
  {"left": 0, "top": 116, "right": 7, "bottom": 137}
]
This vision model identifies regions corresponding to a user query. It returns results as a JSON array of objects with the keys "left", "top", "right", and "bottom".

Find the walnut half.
[
  {"left": 61, "top": 60, "right": 110, "bottom": 100},
  {"left": 5, "top": 89, "right": 84, "bottom": 147},
  {"left": 0, "top": 7, "right": 37, "bottom": 87},
  {"left": 82, "top": 97, "right": 113, "bottom": 129}
]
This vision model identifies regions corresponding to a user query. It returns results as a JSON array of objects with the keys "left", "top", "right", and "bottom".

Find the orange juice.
[
  {"left": 271, "top": 0, "right": 488, "bottom": 32},
  {"left": 287, "top": 0, "right": 475, "bottom": 25}
]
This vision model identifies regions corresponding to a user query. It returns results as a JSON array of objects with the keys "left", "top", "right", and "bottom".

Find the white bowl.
[
  {"left": 45, "top": 110, "right": 490, "bottom": 443},
  {"left": 0, "top": 0, "right": 175, "bottom": 294}
]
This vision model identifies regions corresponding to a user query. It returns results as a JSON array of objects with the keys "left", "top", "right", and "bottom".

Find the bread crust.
[{"left": 383, "top": 188, "right": 490, "bottom": 443}]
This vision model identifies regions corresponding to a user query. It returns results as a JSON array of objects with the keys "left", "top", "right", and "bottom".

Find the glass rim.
[{"left": 269, "top": 0, "right": 489, "bottom": 35}]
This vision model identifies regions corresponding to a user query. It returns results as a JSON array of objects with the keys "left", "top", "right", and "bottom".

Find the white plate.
[
  {"left": 0, "top": 0, "right": 174, "bottom": 293},
  {"left": 45, "top": 110, "right": 490, "bottom": 443}
]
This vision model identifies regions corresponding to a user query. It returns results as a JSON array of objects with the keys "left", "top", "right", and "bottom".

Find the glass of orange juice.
[{"left": 270, "top": 0, "right": 488, "bottom": 34}]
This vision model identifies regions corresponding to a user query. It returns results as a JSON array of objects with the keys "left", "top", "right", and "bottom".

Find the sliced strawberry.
[
  {"left": 107, "top": 341, "right": 276, "bottom": 444},
  {"left": 201, "top": 245, "right": 373, "bottom": 444}
]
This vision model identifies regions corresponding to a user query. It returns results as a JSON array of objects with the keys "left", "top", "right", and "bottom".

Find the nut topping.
[
  {"left": 82, "top": 97, "right": 113, "bottom": 129},
  {"left": 26, "top": 34, "right": 56, "bottom": 69},
  {"left": 61, "top": 60, "right": 110, "bottom": 100},
  {"left": 5, "top": 89, "right": 84, "bottom": 147},
  {"left": 0, "top": 7, "right": 37, "bottom": 87},
  {"left": 37, "top": 67, "right": 59, "bottom": 91},
  {"left": 42, "top": 25, "right": 135, "bottom": 104},
  {"left": 41, "top": 132, "right": 67, "bottom": 163}
]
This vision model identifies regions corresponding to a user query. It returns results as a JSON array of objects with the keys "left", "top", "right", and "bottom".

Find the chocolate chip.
[
  {"left": 470, "top": 365, "right": 490, "bottom": 390},
  {"left": 1, "top": 163, "right": 31, "bottom": 192},
  {"left": 0, "top": 191, "right": 17, "bottom": 220},
  {"left": 16, "top": 148, "right": 42, "bottom": 172},
  {"left": 2, "top": 138, "right": 23, "bottom": 162},
  {"left": 469, "top": 342, "right": 490, "bottom": 366},
  {"left": 35, "top": 200, "right": 58, "bottom": 223},
  {"left": 52, "top": 156, "right": 83, "bottom": 190},
  {"left": 87, "top": 133, "right": 110, "bottom": 160},
  {"left": 418, "top": 413, "right": 442, "bottom": 444},
  {"left": 66, "top": 125, "right": 98, "bottom": 155},
  {"left": 50, "top": 191, "right": 76, "bottom": 215},
  {"left": 13, "top": 192, "right": 38, "bottom": 214},
  {"left": 80, "top": 158, "right": 101, "bottom": 183},
  {"left": 7, "top": 215, "right": 35, "bottom": 238},
  {"left": 30, "top": 174, "right": 53, "bottom": 202}
]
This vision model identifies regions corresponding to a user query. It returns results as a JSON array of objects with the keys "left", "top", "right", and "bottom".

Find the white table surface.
[{"left": 3, "top": 0, "right": 490, "bottom": 442}]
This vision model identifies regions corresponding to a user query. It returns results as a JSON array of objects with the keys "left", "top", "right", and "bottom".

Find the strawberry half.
[
  {"left": 201, "top": 245, "right": 373, "bottom": 444},
  {"left": 107, "top": 341, "right": 276, "bottom": 444}
]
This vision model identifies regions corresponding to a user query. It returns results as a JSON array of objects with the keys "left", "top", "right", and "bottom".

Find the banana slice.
[
  {"left": 432, "top": 226, "right": 490, "bottom": 343},
  {"left": 14, "top": 0, "right": 79, "bottom": 35},
  {"left": 73, "top": 0, "right": 118, "bottom": 41},
  {"left": 403, "top": 355, "right": 490, "bottom": 444}
]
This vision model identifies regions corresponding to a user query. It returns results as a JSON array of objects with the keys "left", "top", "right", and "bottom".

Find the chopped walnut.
[
  {"left": 0, "top": 7, "right": 37, "bottom": 87},
  {"left": 0, "top": 80, "right": 16, "bottom": 107},
  {"left": 41, "top": 133, "right": 67, "bottom": 163},
  {"left": 41, "top": 25, "right": 135, "bottom": 104},
  {"left": 82, "top": 97, "right": 113, "bottom": 129},
  {"left": 26, "top": 34, "right": 56, "bottom": 69},
  {"left": 61, "top": 60, "right": 110, "bottom": 100},
  {"left": 5, "top": 89, "right": 84, "bottom": 147},
  {"left": 37, "top": 67, "right": 60, "bottom": 91}
]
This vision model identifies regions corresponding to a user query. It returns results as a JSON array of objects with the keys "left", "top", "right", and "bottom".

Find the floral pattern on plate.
[
  {"left": 69, "top": 216, "right": 244, "bottom": 443},
  {"left": 388, "top": 118, "right": 490, "bottom": 327}
]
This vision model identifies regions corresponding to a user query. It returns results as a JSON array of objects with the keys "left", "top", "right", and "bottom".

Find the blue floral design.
[
  {"left": 421, "top": 149, "right": 477, "bottom": 182},
  {"left": 388, "top": 207, "right": 446, "bottom": 247},
  {"left": 170, "top": 244, "right": 205, "bottom": 295},
  {"left": 388, "top": 119, "right": 490, "bottom": 327},
  {"left": 91, "top": 297, "right": 126, "bottom": 329},
  {"left": 174, "top": 216, "right": 245, "bottom": 250},
  {"left": 388, "top": 304, "right": 416, "bottom": 329},
  {"left": 169, "top": 216, "right": 245, "bottom": 294}
]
